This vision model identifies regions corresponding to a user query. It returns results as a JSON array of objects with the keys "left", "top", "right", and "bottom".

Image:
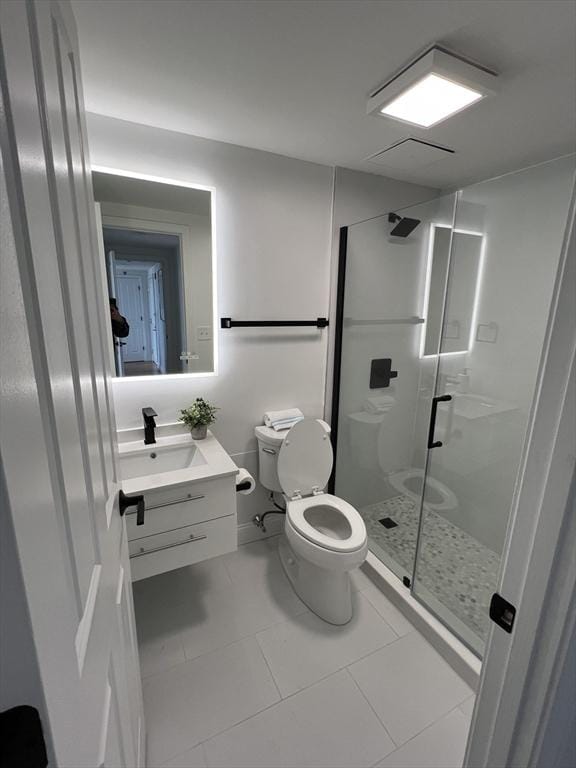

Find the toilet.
[
  {"left": 255, "top": 418, "right": 367, "bottom": 625},
  {"left": 388, "top": 468, "right": 458, "bottom": 513}
]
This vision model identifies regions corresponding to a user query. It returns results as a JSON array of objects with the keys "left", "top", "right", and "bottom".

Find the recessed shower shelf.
[{"left": 344, "top": 316, "right": 425, "bottom": 326}]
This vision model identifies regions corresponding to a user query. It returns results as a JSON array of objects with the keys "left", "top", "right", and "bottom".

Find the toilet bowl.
[
  {"left": 388, "top": 468, "right": 458, "bottom": 513},
  {"left": 255, "top": 418, "right": 367, "bottom": 625}
]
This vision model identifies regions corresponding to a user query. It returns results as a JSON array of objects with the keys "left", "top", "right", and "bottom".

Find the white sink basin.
[
  {"left": 117, "top": 428, "right": 238, "bottom": 493},
  {"left": 120, "top": 442, "right": 206, "bottom": 480}
]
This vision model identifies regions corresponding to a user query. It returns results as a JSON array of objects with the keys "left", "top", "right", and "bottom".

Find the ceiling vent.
[{"left": 367, "top": 138, "right": 454, "bottom": 171}]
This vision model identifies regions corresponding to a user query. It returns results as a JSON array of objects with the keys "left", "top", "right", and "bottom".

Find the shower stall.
[{"left": 330, "top": 156, "right": 575, "bottom": 656}]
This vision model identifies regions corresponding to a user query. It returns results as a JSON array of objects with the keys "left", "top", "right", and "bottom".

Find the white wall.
[
  {"left": 87, "top": 117, "right": 437, "bottom": 533},
  {"left": 87, "top": 114, "right": 334, "bottom": 528}
]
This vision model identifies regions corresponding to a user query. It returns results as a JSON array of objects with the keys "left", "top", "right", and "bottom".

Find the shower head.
[{"left": 388, "top": 213, "right": 421, "bottom": 238}]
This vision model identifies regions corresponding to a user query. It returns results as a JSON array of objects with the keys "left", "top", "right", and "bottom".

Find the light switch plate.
[{"left": 197, "top": 326, "right": 211, "bottom": 340}]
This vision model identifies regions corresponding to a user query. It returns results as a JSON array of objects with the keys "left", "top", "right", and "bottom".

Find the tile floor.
[
  {"left": 362, "top": 495, "right": 499, "bottom": 641},
  {"left": 133, "top": 536, "right": 475, "bottom": 768}
]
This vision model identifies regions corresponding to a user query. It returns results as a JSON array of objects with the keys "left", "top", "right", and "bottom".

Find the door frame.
[
  {"left": 465, "top": 181, "right": 575, "bottom": 767},
  {"left": 114, "top": 269, "right": 151, "bottom": 362}
]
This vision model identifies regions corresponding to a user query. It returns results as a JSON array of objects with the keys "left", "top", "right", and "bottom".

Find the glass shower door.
[
  {"left": 333, "top": 194, "right": 457, "bottom": 584},
  {"left": 412, "top": 156, "right": 576, "bottom": 655}
]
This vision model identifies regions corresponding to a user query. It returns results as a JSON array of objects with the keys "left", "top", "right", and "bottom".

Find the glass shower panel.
[
  {"left": 334, "top": 194, "right": 457, "bottom": 582},
  {"left": 413, "top": 156, "right": 576, "bottom": 655}
]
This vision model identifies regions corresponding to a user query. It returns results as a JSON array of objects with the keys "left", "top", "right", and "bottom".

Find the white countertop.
[{"left": 119, "top": 427, "right": 238, "bottom": 494}]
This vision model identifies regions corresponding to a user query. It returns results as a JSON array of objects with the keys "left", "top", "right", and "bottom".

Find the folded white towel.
[
  {"left": 363, "top": 395, "right": 395, "bottom": 414},
  {"left": 264, "top": 408, "right": 304, "bottom": 431},
  {"left": 270, "top": 418, "right": 304, "bottom": 432}
]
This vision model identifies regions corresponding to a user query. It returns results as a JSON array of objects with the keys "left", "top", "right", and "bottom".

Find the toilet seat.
[
  {"left": 277, "top": 418, "right": 333, "bottom": 500},
  {"left": 276, "top": 419, "right": 366, "bottom": 555},
  {"left": 388, "top": 468, "right": 458, "bottom": 512},
  {"left": 287, "top": 493, "right": 366, "bottom": 553}
]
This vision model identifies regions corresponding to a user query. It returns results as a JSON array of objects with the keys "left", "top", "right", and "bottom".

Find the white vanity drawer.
[
  {"left": 126, "top": 477, "right": 235, "bottom": 541},
  {"left": 129, "top": 515, "right": 236, "bottom": 581}
]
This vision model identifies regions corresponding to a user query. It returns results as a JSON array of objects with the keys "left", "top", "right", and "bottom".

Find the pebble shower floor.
[{"left": 361, "top": 495, "right": 499, "bottom": 642}]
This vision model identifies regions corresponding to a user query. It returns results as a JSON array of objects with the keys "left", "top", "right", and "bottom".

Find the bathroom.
[{"left": 1, "top": 2, "right": 575, "bottom": 768}]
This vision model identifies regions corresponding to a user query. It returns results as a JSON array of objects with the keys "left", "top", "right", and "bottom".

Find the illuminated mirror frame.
[
  {"left": 93, "top": 166, "right": 219, "bottom": 380},
  {"left": 420, "top": 223, "right": 486, "bottom": 359}
]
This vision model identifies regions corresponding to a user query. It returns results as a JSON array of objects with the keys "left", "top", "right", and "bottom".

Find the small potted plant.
[{"left": 179, "top": 397, "right": 219, "bottom": 440}]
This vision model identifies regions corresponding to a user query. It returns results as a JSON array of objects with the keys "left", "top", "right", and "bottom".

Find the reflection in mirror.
[
  {"left": 422, "top": 225, "right": 483, "bottom": 357},
  {"left": 93, "top": 171, "right": 214, "bottom": 377}
]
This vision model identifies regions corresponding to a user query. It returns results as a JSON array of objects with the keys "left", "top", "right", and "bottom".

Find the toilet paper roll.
[{"left": 235, "top": 467, "right": 256, "bottom": 495}]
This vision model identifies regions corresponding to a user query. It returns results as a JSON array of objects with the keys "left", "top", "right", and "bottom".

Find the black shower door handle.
[{"left": 428, "top": 394, "right": 452, "bottom": 449}]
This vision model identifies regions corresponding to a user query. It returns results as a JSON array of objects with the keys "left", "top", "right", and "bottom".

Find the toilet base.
[{"left": 278, "top": 535, "right": 353, "bottom": 625}]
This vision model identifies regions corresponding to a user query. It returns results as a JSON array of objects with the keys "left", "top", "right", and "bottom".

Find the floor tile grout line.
[
  {"left": 189, "top": 665, "right": 387, "bottom": 764},
  {"left": 152, "top": 685, "right": 282, "bottom": 767},
  {"left": 145, "top": 608, "right": 471, "bottom": 761},
  {"left": 248, "top": 592, "right": 414, "bottom": 699},
  {"left": 344, "top": 667, "right": 399, "bottom": 753},
  {"left": 366, "top": 690, "right": 476, "bottom": 768},
  {"left": 361, "top": 584, "right": 419, "bottom": 638},
  {"left": 255, "top": 626, "right": 284, "bottom": 701},
  {"left": 254, "top": 623, "right": 401, "bottom": 702},
  {"left": 141, "top": 575, "right": 395, "bottom": 684},
  {"left": 158, "top": 738, "right": 208, "bottom": 768},
  {"left": 144, "top": 542, "right": 472, "bottom": 765},
  {"left": 138, "top": 561, "right": 311, "bottom": 678},
  {"left": 156, "top": 675, "right": 473, "bottom": 768},
  {"left": 141, "top": 599, "right": 313, "bottom": 681}
]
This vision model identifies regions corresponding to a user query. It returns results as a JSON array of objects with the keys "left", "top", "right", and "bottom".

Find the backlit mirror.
[
  {"left": 93, "top": 170, "right": 215, "bottom": 377},
  {"left": 422, "top": 225, "right": 483, "bottom": 356}
]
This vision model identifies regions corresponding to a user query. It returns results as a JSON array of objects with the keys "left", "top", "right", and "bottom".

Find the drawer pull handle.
[
  {"left": 262, "top": 447, "right": 276, "bottom": 455},
  {"left": 130, "top": 533, "right": 208, "bottom": 558},
  {"left": 126, "top": 493, "right": 205, "bottom": 514}
]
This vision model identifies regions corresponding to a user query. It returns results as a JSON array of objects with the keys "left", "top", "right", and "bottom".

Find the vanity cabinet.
[
  {"left": 118, "top": 429, "right": 239, "bottom": 582},
  {"left": 127, "top": 475, "right": 236, "bottom": 581}
]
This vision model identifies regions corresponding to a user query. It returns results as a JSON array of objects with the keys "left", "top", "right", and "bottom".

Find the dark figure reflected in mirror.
[{"left": 109, "top": 297, "right": 130, "bottom": 338}]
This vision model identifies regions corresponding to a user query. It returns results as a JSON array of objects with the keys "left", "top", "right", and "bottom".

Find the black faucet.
[{"left": 142, "top": 407, "right": 157, "bottom": 445}]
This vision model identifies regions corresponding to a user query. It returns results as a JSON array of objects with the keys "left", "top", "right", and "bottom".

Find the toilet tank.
[{"left": 254, "top": 420, "right": 331, "bottom": 493}]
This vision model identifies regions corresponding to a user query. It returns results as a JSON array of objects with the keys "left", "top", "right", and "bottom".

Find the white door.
[
  {"left": 0, "top": 2, "right": 145, "bottom": 766},
  {"left": 148, "top": 270, "right": 160, "bottom": 367},
  {"left": 102, "top": 246, "right": 125, "bottom": 376},
  {"left": 147, "top": 264, "right": 167, "bottom": 372},
  {"left": 116, "top": 273, "right": 148, "bottom": 362}
]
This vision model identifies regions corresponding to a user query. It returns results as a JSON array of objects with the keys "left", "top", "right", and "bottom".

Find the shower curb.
[{"left": 361, "top": 552, "right": 481, "bottom": 690}]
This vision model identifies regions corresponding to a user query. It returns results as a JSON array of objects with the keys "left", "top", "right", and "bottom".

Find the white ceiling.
[{"left": 73, "top": 0, "right": 576, "bottom": 188}]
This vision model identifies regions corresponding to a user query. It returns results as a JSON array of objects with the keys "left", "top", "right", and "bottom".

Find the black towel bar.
[{"left": 220, "top": 317, "right": 329, "bottom": 329}]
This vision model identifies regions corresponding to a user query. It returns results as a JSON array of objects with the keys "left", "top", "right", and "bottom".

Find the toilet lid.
[{"left": 277, "top": 419, "right": 333, "bottom": 499}]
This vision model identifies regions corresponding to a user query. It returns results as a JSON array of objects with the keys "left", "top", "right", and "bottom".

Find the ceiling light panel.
[{"left": 368, "top": 47, "right": 497, "bottom": 128}]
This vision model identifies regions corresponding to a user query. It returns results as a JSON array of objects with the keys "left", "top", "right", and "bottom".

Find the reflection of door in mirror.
[
  {"left": 92, "top": 170, "right": 214, "bottom": 377},
  {"left": 116, "top": 270, "right": 149, "bottom": 364}
]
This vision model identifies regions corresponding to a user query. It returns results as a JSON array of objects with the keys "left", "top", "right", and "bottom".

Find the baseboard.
[{"left": 237, "top": 518, "right": 284, "bottom": 546}]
